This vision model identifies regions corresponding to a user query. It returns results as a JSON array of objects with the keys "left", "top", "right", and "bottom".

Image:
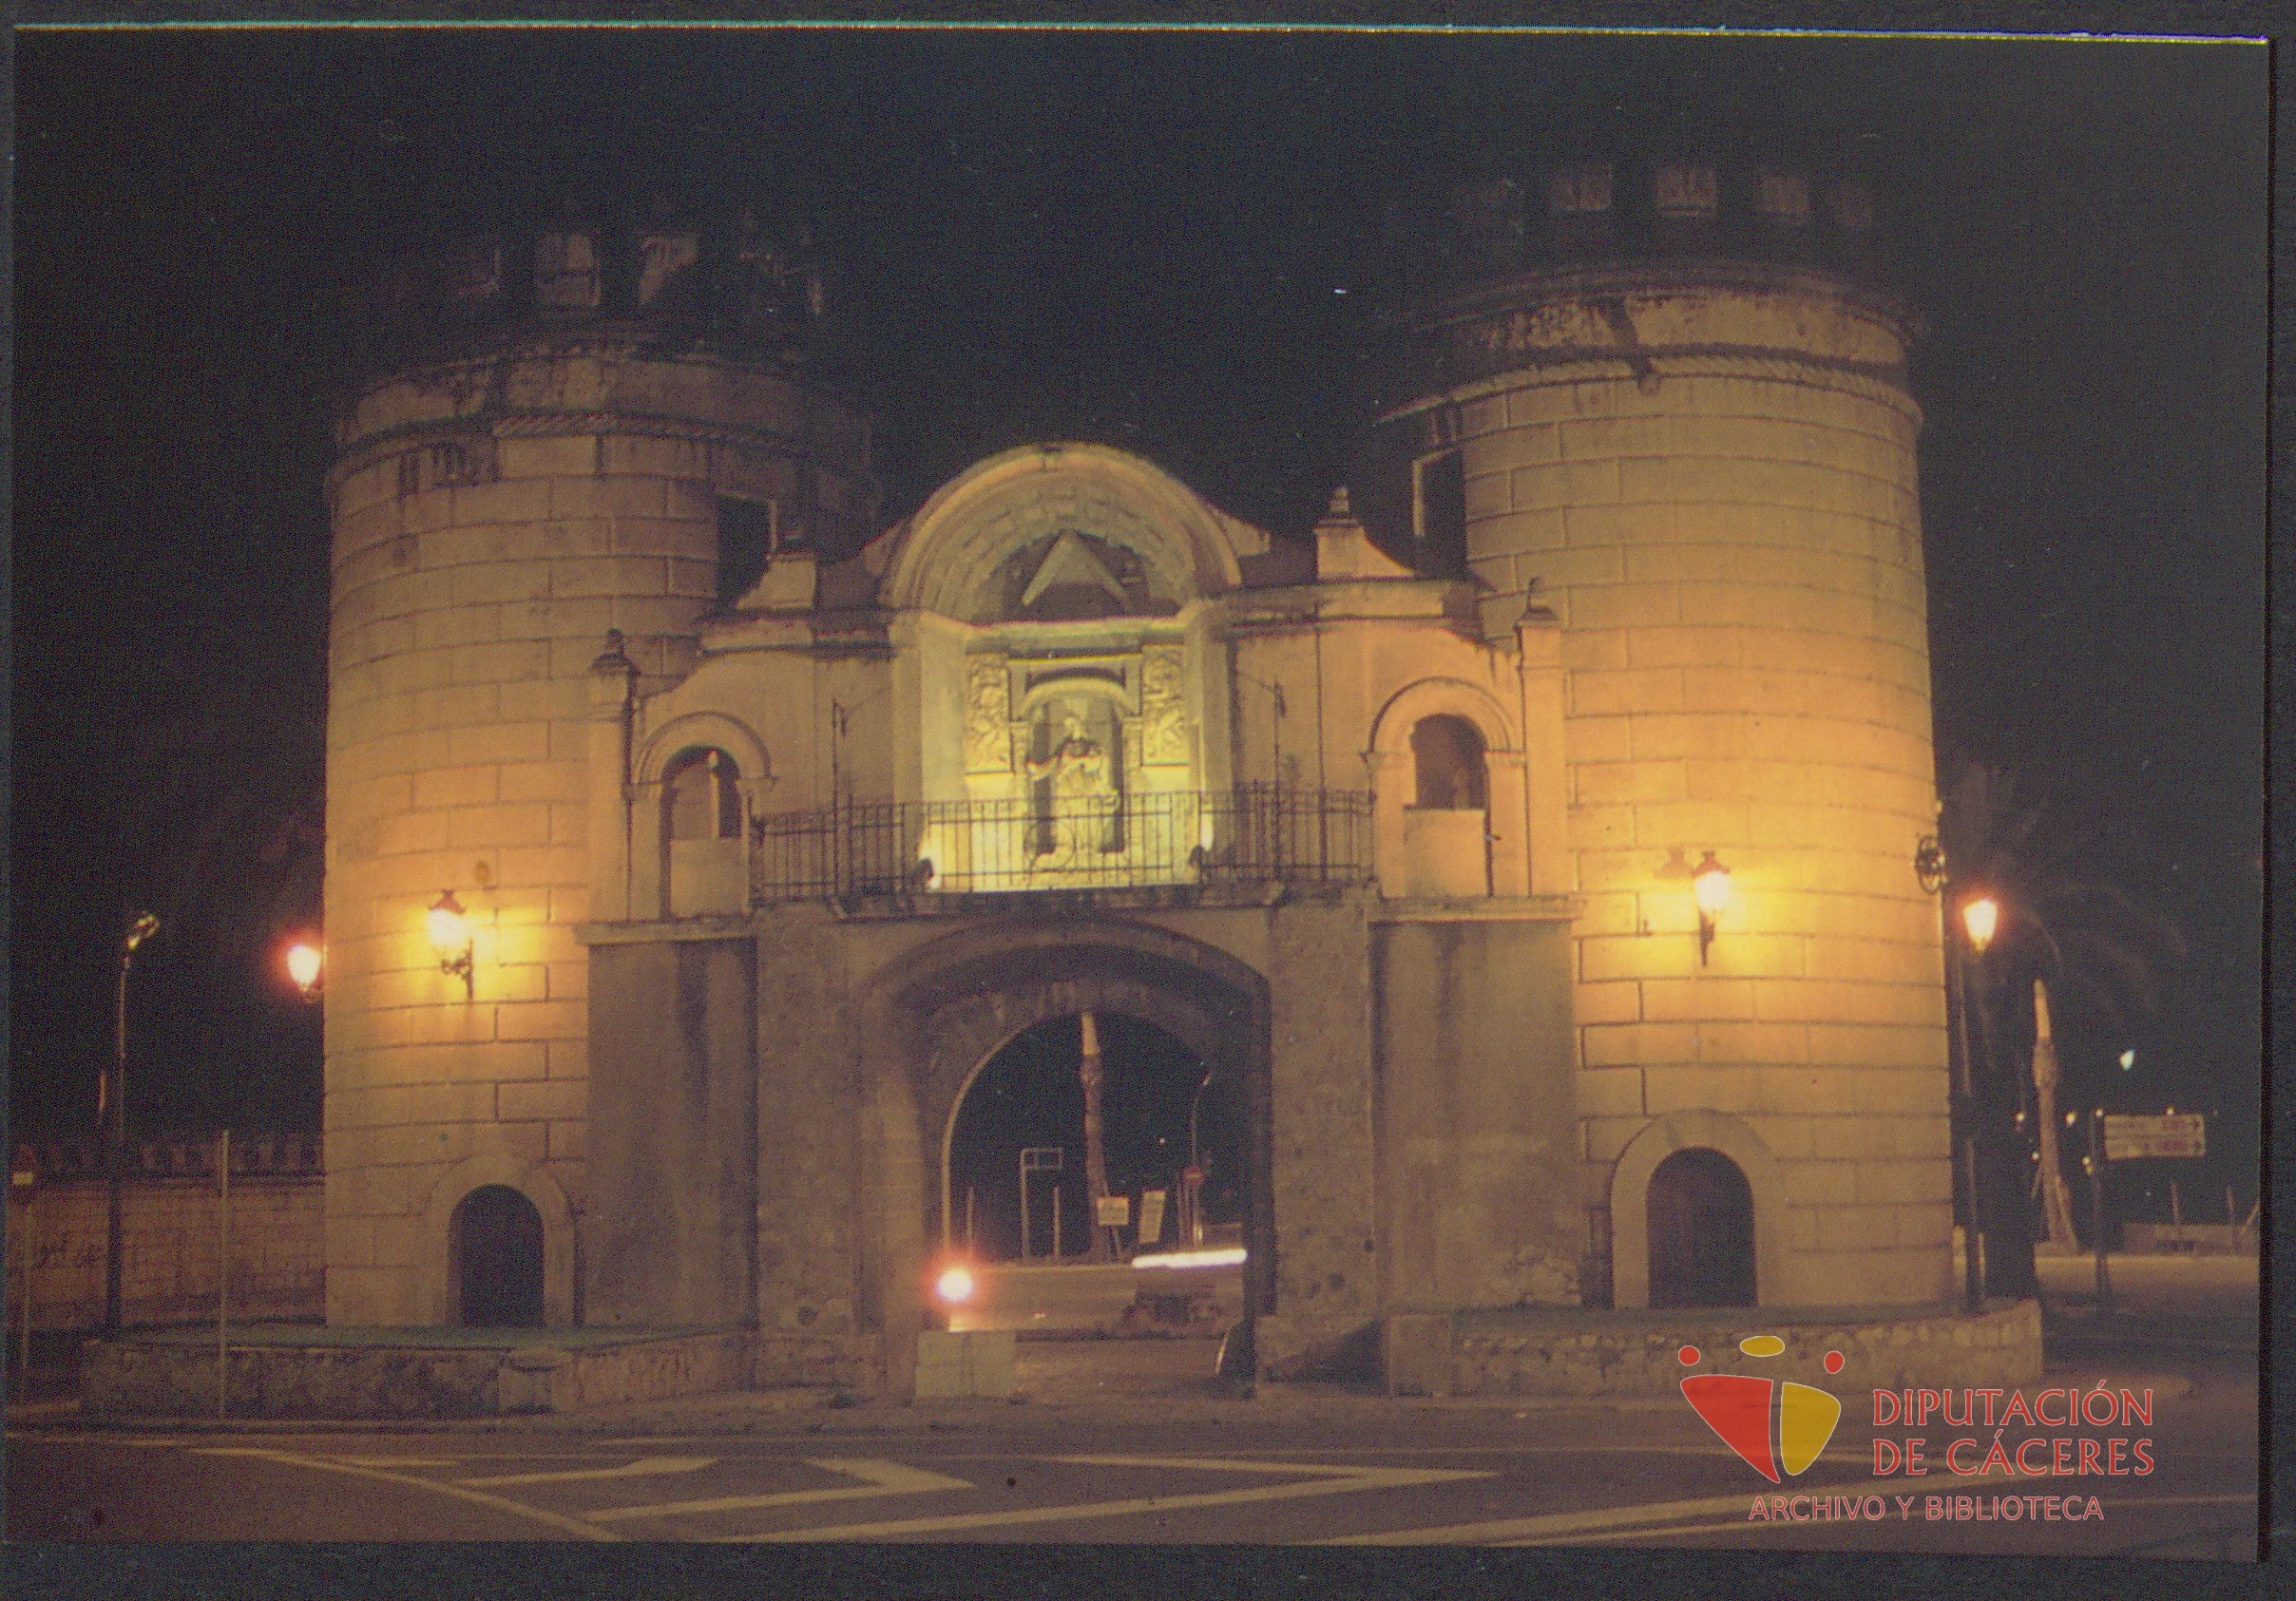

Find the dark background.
[{"left": 8, "top": 29, "right": 2267, "bottom": 1204}]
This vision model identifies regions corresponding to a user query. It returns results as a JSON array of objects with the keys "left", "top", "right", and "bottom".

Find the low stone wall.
[
  {"left": 505, "top": 1331, "right": 755, "bottom": 1414},
  {"left": 2120, "top": 1223, "right": 2256, "bottom": 1256},
  {"left": 1254, "top": 1311, "right": 1382, "bottom": 1382},
  {"left": 8, "top": 1148, "right": 324, "bottom": 1332},
  {"left": 86, "top": 1337, "right": 503, "bottom": 1419},
  {"left": 1419, "top": 1301, "right": 2042, "bottom": 1398},
  {"left": 82, "top": 1328, "right": 754, "bottom": 1420},
  {"left": 755, "top": 1331, "right": 881, "bottom": 1393}
]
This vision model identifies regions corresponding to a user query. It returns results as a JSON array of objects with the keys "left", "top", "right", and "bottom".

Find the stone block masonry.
[
  {"left": 1445, "top": 1300, "right": 2041, "bottom": 1398},
  {"left": 7, "top": 1171, "right": 324, "bottom": 1332},
  {"left": 1379, "top": 252, "right": 1952, "bottom": 1310},
  {"left": 325, "top": 324, "right": 874, "bottom": 1326}
]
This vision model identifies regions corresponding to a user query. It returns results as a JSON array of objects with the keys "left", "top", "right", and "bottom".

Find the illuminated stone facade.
[{"left": 321, "top": 161, "right": 1954, "bottom": 1388}]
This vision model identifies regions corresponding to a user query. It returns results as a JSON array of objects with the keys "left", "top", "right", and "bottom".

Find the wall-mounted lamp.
[
  {"left": 1960, "top": 894, "right": 1999, "bottom": 957},
  {"left": 427, "top": 890, "right": 474, "bottom": 999},
  {"left": 285, "top": 940, "right": 324, "bottom": 1003},
  {"left": 1691, "top": 850, "right": 1732, "bottom": 965}
]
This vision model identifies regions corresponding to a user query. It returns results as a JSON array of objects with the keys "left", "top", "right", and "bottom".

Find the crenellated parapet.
[
  {"left": 353, "top": 200, "right": 833, "bottom": 375},
  {"left": 1434, "top": 154, "right": 1891, "bottom": 289}
]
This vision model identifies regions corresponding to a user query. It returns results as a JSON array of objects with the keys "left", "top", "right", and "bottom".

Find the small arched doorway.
[
  {"left": 1646, "top": 1148, "right": 1756, "bottom": 1308},
  {"left": 453, "top": 1184, "right": 545, "bottom": 1327}
]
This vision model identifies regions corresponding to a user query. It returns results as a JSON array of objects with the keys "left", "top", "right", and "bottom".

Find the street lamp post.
[
  {"left": 1960, "top": 893, "right": 2038, "bottom": 1299},
  {"left": 103, "top": 909, "right": 162, "bottom": 1336},
  {"left": 1916, "top": 839, "right": 1984, "bottom": 1314}
]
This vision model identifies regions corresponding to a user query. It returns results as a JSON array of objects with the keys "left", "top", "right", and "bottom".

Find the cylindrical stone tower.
[
  {"left": 1367, "top": 157, "right": 1951, "bottom": 1307},
  {"left": 322, "top": 207, "right": 875, "bottom": 1325}
]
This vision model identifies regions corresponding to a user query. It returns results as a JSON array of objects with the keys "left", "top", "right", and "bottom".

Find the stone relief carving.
[
  {"left": 1140, "top": 646, "right": 1188, "bottom": 766},
  {"left": 964, "top": 655, "right": 1012, "bottom": 773}
]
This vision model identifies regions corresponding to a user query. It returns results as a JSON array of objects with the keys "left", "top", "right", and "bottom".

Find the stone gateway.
[{"left": 321, "top": 158, "right": 1957, "bottom": 1396}]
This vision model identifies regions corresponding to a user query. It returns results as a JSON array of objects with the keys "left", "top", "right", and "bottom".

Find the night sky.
[{"left": 8, "top": 28, "right": 2268, "bottom": 1200}]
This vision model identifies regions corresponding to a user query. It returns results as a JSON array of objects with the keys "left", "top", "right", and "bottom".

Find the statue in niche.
[{"left": 1025, "top": 702, "right": 1122, "bottom": 862}]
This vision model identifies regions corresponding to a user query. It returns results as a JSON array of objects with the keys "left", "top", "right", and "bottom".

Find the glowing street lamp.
[
  {"left": 285, "top": 940, "right": 324, "bottom": 1003},
  {"left": 1692, "top": 851, "right": 1732, "bottom": 966},
  {"left": 103, "top": 909, "right": 163, "bottom": 1335},
  {"left": 1960, "top": 894, "right": 1999, "bottom": 957},
  {"left": 427, "top": 890, "right": 474, "bottom": 999}
]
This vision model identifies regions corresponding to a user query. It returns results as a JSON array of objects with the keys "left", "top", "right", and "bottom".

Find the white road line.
[
  {"left": 1325, "top": 1461, "right": 2218, "bottom": 1547},
  {"left": 1332, "top": 1486, "right": 1824, "bottom": 1547},
  {"left": 190, "top": 1446, "right": 622, "bottom": 1542},
  {"left": 329, "top": 1456, "right": 465, "bottom": 1470},
  {"left": 2107, "top": 1493, "right": 2257, "bottom": 1509},
  {"left": 1535, "top": 1514, "right": 1834, "bottom": 1545},
  {"left": 458, "top": 1454, "right": 718, "bottom": 1488},
  {"left": 1524, "top": 1490, "right": 2262, "bottom": 1548},
  {"left": 728, "top": 1455, "right": 1491, "bottom": 1543},
  {"left": 10, "top": 1433, "right": 186, "bottom": 1449},
  {"left": 589, "top": 1458, "right": 971, "bottom": 1522}
]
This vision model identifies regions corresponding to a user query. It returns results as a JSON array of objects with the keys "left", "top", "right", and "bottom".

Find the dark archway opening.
[
  {"left": 453, "top": 1183, "right": 545, "bottom": 1327},
  {"left": 1410, "top": 713, "right": 1488, "bottom": 810},
  {"left": 945, "top": 1012, "right": 1238, "bottom": 1265},
  {"left": 1646, "top": 1147, "right": 1756, "bottom": 1308}
]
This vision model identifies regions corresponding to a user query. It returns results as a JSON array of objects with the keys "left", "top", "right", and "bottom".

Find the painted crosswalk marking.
[
  {"left": 191, "top": 1445, "right": 622, "bottom": 1541},
  {"left": 726, "top": 1453, "right": 1492, "bottom": 1542},
  {"left": 458, "top": 1454, "right": 717, "bottom": 1488},
  {"left": 589, "top": 1457, "right": 972, "bottom": 1522}
]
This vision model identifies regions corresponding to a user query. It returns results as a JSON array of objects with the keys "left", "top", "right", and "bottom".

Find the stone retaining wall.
[
  {"left": 82, "top": 1328, "right": 754, "bottom": 1420},
  {"left": 7, "top": 1173, "right": 324, "bottom": 1333},
  {"left": 1422, "top": 1300, "right": 2041, "bottom": 1398}
]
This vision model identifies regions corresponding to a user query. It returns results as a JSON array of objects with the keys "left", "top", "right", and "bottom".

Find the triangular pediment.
[{"left": 1020, "top": 531, "right": 1131, "bottom": 612}]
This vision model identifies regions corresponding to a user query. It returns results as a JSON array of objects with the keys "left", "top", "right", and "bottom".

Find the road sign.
[
  {"left": 1138, "top": 1189, "right": 1167, "bottom": 1244},
  {"left": 2103, "top": 1113, "right": 2205, "bottom": 1160},
  {"left": 1096, "top": 1194, "right": 1131, "bottom": 1228}
]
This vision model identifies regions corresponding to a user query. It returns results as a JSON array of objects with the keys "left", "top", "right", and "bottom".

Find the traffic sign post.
[
  {"left": 1019, "top": 1146, "right": 1063, "bottom": 1262},
  {"left": 1138, "top": 1189, "right": 1167, "bottom": 1248},
  {"left": 2101, "top": 1113, "right": 2206, "bottom": 1161},
  {"left": 2086, "top": 1111, "right": 2209, "bottom": 1312},
  {"left": 2086, "top": 1110, "right": 2111, "bottom": 1315}
]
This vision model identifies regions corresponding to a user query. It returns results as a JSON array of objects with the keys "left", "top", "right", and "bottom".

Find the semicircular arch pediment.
[{"left": 880, "top": 444, "right": 1250, "bottom": 622}]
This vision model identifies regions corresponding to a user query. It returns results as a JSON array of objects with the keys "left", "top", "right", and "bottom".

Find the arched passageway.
[{"left": 944, "top": 1012, "right": 1239, "bottom": 1264}]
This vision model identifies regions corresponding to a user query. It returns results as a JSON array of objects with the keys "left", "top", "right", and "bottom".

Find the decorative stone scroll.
[
  {"left": 1140, "top": 646, "right": 1188, "bottom": 767},
  {"left": 964, "top": 655, "right": 1012, "bottom": 773}
]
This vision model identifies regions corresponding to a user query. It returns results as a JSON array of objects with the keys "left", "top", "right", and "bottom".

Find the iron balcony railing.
[{"left": 751, "top": 784, "right": 1372, "bottom": 903}]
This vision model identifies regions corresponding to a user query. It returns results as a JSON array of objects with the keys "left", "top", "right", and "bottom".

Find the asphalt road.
[
  {"left": 8, "top": 1254, "right": 2261, "bottom": 1555},
  {"left": 8, "top": 1346, "right": 2256, "bottom": 1554}
]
